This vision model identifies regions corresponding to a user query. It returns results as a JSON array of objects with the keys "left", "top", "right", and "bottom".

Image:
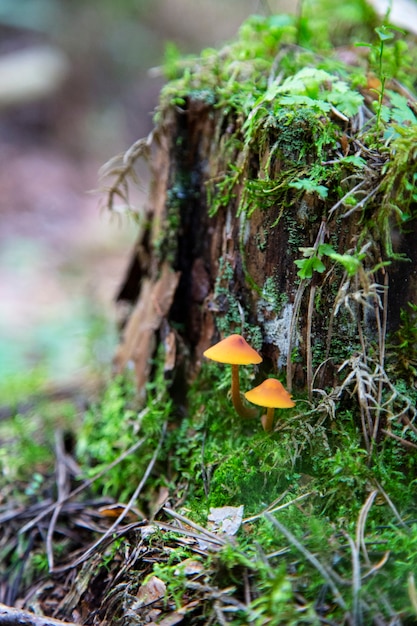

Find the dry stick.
[
  {"left": 264, "top": 513, "right": 347, "bottom": 611},
  {"left": 373, "top": 480, "right": 407, "bottom": 529},
  {"left": 354, "top": 301, "right": 372, "bottom": 455},
  {"left": 100, "top": 131, "right": 154, "bottom": 212},
  {"left": 243, "top": 492, "right": 313, "bottom": 523},
  {"left": 162, "top": 507, "right": 227, "bottom": 546},
  {"left": 356, "top": 490, "right": 378, "bottom": 568},
  {"left": 344, "top": 532, "right": 363, "bottom": 626},
  {"left": 301, "top": 219, "right": 326, "bottom": 395},
  {"left": 339, "top": 183, "right": 382, "bottom": 220},
  {"left": 370, "top": 269, "right": 389, "bottom": 458},
  {"left": 306, "top": 283, "right": 316, "bottom": 401},
  {"left": 19, "top": 436, "right": 147, "bottom": 535},
  {"left": 327, "top": 179, "right": 367, "bottom": 218},
  {"left": 286, "top": 277, "right": 307, "bottom": 391},
  {"left": 381, "top": 428, "right": 417, "bottom": 450},
  {"left": 154, "top": 520, "right": 225, "bottom": 547},
  {"left": 0, "top": 603, "right": 78, "bottom": 626},
  {"left": 407, "top": 574, "right": 417, "bottom": 616},
  {"left": 52, "top": 424, "right": 167, "bottom": 573},
  {"left": 46, "top": 431, "right": 70, "bottom": 571},
  {"left": 361, "top": 551, "right": 390, "bottom": 580},
  {"left": 400, "top": 412, "right": 417, "bottom": 437}
]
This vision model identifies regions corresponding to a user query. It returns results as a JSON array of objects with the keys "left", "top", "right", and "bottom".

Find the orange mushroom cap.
[
  {"left": 203, "top": 334, "right": 262, "bottom": 365},
  {"left": 244, "top": 378, "right": 295, "bottom": 408}
]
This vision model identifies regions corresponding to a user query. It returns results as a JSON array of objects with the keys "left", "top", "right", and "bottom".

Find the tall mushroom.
[
  {"left": 203, "top": 334, "right": 262, "bottom": 418},
  {"left": 244, "top": 378, "right": 295, "bottom": 432}
]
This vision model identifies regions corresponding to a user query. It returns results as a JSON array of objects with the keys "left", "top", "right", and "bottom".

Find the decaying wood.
[
  {"left": 113, "top": 87, "right": 417, "bottom": 411},
  {"left": 113, "top": 262, "right": 180, "bottom": 392},
  {"left": 0, "top": 603, "right": 77, "bottom": 626}
]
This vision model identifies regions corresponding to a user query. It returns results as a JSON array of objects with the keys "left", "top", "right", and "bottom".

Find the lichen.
[{"left": 257, "top": 301, "right": 294, "bottom": 368}]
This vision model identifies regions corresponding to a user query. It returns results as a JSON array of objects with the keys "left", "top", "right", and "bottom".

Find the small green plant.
[
  {"left": 294, "top": 243, "right": 366, "bottom": 279},
  {"left": 358, "top": 24, "right": 408, "bottom": 141}
]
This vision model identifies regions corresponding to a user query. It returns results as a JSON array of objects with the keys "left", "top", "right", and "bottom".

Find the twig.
[
  {"left": 356, "top": 490, "right": 377, "bottom": 567},
  {"left": 0, "top": 603, "right": 77, "bottom": 626},
  {"left": 52, "top": 424, "right": 167, "bottom": 572},
  {"left": 407, "top": 574, "right": 417, "bottom": 616},
  {"left": 306, "top": 283, "right": 316, "bottom": 401},
  {"left": 286, "top": 277, "right": 307, "bottom": 391},
  {"left": 19, "top": 437, "right": 146, "bottom": 535},
  {"left": 264, "top": 513, "right": 347, "bottom": 610},
  {"left": 46, "top": 431, "right": 70, "bottom": 571},
  {"left": 339, "top": 182, "right": 382, "bottom": 219},
  {"left": 327, "top": 179, "right": 367, "bottom": 218},
  {"left": 370, "top": 267, "right": 389, "bottom": 456},
  {"left": 153, "top": 520, "right": 225, "bottom": 547},
  {"left": 373, "top": 480, "right": 407, "bottom": 529},
  {"left": 98, "top": 131, "right": 155, "bottom": 212},
  {"left": 244, "top": 492, "right": 313, "bottom": 523},
  {"left": 287, "top": 219, "right": 327, "bottom": 391},
  {"left": 344, "top": 532, "right": 363, "bottom": 626},
  {"left": 162, "top": 507, "right": 227, "bottom": 546},
  {"left": 381, "top": 429, "right": 417, "bottom": 450}
]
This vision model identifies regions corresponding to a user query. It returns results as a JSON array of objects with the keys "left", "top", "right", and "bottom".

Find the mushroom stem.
[
  {"left": 261, "top": 408, "right": 275, "bottom": 432},
  {"left": 231, "top": 364, "right": 258, "bottom": 419}
]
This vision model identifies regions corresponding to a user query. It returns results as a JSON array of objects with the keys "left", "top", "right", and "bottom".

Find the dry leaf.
[
  {"left": 98, "top": 503, "right": 144, "bottom": 521},
  {"left": 207, "top": 505, "right": 244, "bottom": 536},
  {"left": 174, "top": 558, "right": 204, "bottom": 577},
  {"left": 135, "top": 576, "right": 166, "bottom": 608},
  {"left": 149, "top": 613, "right": 184, "bottom": 626}
]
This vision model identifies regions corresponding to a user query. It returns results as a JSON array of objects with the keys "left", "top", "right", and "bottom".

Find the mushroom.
[
  {"left": 203, "top": 334, "right": 262, "bottom": 418},
  {"left": 244, "top": 378, "right": 295, "bottom": 432}
]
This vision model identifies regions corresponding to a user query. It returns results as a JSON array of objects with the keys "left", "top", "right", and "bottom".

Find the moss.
[{"left": 4, "top": 337, "right": 417, "bottom": 623}]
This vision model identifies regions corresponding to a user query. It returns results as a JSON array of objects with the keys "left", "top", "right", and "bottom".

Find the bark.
[{"left": 113, "top": 95, "right": 416, "bottom": 401}]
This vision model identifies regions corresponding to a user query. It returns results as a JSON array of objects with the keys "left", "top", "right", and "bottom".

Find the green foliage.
[
  {"left": 3, "top": 335, "right": 417, "bottom": 623},
  {"left": 0, "top": 367, "right": 47, "bottom": 405},
  {"left": 76, "top": 367, "right": 172, "bottom": 500},
  {"left": 378, "top": 122, "right": 417, "bottom": 254},
  {"left": 0, "top": 399, "right": 77, "bottom": 489},
  {"left": 289, "top": 177, "right": 328, "bottom": 199},
  {"left": 295, "top": 243, "right": 366, "bottom": 279},
  {"left": 266, "top": 66, "right": 364, "bottom": 118}
]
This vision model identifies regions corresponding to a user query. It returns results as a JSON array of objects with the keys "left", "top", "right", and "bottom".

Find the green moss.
[{"left": 3, "top": 334, "right": 417, "bottom": 622}]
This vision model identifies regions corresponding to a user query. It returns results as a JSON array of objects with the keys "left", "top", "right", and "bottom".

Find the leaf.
[
  {"left": 341, "top": 155, "right": 366, "bottom": 168},
  {"left": 318, "top": 244, "right": 364, "bottom": 276},
  {"left": 386, "top": 90, "right": 417, "bottom": 126},
  {"left": 135, "top": 576, "right": 166, "bottom": 607},
  {"left": 327, "top": 88, "right": 364, "bottom": 117},
  {"left": 294, "top": 255, "right": 326, "bottom": 279},
  {"left": 207, "top": 505, "right": 244, "bottom": 536},
  {"left": 279, "top": 94, "right": 331, "bottom": 113},
  {"left": 289, "top": 177, "right": 328, "bottom": 198},
  {"left": 375, "top": 25, "right": 396, "bottom": 42}
]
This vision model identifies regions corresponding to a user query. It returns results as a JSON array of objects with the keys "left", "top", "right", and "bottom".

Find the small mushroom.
[
  {"left": 203, "top": 334, "right": 262, "bottom": 418},
  {"left": 244, "top": 378, "right": 295, "bottom": 432}
]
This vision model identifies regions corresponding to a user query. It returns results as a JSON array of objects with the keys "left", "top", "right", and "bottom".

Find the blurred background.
[
  {"left": 0, "top": 0, "right": 412, "bottom": 399},
  {"left": 0, "top": 0, "right": 296, "bottom": 398}
]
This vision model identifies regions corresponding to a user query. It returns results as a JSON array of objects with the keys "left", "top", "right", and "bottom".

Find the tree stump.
[{"left": 108, "top": 16, "right": 417, "bottom": 447}]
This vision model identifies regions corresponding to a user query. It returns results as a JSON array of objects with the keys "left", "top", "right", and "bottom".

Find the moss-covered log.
[{"left": 110, "top": 15, "right": 417, "bottom": 447}]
